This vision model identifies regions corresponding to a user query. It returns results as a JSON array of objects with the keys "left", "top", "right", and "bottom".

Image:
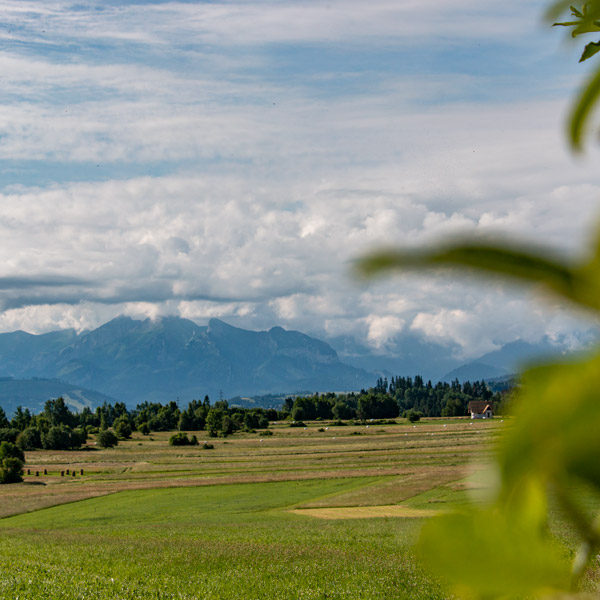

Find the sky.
[{"left": 2, "top": 0, "right": 600, "bottom": 361}]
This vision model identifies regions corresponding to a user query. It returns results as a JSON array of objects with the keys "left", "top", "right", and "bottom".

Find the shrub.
[
  {"left": 0, "top": 428, "right": 19, "bottom": 443},
  {"left": 16, "top": 427, "right": 41, "bottom": 450},
  {"left": 169, "top": 432, "right": 190, "bottom": 446},
  {"left": 169, "top": 432, "right": 199, "bottom": 446},
  {"left": 406, "top": 410, "right": 422, "bottom": 423},
  {"left": 97, "top": 429, "right": 118, "bottom": 448},
  {"left": 42, "top": 425, "right": 73, "bottom": 450},
  {"left": 138, "top": 422, "right": 151, "bottom": 436},
  {"left": 201, "top": 441, "right": 214, "bottom": 449},
  {"left": 262, "top": 429, "right": 273, "bottom": 436},
  {"left": 289, "top": 421, "right": 306, "bottom": 428},
  {"left": 0, "top": 442, "right": 24, "bottom": 484},
  {"left": 114, "top": 419, "right": 132, "bottom": 440},
  {"left": 0, "top": 457, "right": 24, "bottom": 484}
]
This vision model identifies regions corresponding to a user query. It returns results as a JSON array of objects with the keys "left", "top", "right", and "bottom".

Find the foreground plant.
[{"left": 357, "top": 2, "right": 600, "bottom": 596}]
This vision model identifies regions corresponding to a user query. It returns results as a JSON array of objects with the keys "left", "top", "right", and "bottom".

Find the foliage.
[
  {"left": 287, "top": 378, "right": 497, "bottom": 421},
  {"left": 42, "top": 425, "right": 86, "bottom": 450},
  {"left": 0, "top": 406, "right": 9, "bottom": 429},
  {"left": 168, "top": 432, "right": 198, "bottom": 446},
  {"left": 113, "top": 417, "right": 132, "bottom": 440},
  {"left": 16, "top": 426, "right": 41, "bottom": 451},
  {"left": 96, "top": 429, "right": 118, "bottom": 449},
  {"left": 405, "top": 410, "right": 422, "bottom": 423},
  {"left": 355, "top": 3, "right": 600, "bottom": 596},
  {"left": 0, "top": 428, "right": 19, "bottom": 443},
  {"left": 0, "top": 441, "right": 24, "bottom": 484},
  {"left": 549, "top": 0, "right": 600, "bottom": 149}
]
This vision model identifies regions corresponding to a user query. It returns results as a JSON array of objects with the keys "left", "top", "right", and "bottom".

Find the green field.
[{"left": 0, "top": 418, "right": 541, "bottom": 599}]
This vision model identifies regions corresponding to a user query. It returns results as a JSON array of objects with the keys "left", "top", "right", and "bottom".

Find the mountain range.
[
  {"left": 0, "top": 316, "right": 577, "bottom": 414},
  {"left": 0, "top": 317, "right": 374, "bottom": 408}
]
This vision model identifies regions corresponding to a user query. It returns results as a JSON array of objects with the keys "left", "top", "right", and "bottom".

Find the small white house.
[{"left": 468, "top": 401, "right": 493, "bottom": 419}]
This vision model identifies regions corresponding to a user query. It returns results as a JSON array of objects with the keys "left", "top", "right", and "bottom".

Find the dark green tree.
[
  {"left": 97, "top": 429, "right": 118, "bottom": 448},
  {"left": 0, "top": 441, "right": 25, "bottom": 484}
]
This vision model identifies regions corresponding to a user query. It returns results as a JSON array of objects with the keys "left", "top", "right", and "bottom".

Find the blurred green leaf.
[
  {"left": 356, "top": 241, "right": 600, "bottom": 311},
  {"left": 579, "top": 40, "right": 600, "bottom": 60},
  {"left": 419, "top": 507, "right": 571, "bottom": 598},
  {"left": 571, "top": 5, "right": 585, "bottom": 18},
  {"left": 568, "top": 66, "right": 600, "bottom": 149},
  {"left": 499, "top": 354, "right": 600, "bottom": 492}
]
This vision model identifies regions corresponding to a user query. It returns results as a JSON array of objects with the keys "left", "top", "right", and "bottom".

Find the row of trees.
[
  {"left": 287, "top": 377, "right": 501, "bottom": 422},
  {"left": 0, "top": 395, "right": 278, "bottom": 449},
  {"left": 0, "top": 375, "right": 505, "bottom": 458}
]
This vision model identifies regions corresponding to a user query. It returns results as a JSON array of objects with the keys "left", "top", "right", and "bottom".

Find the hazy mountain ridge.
[
  {"left": 0, "top": 317, "right": 374, "bottom": 406},
  {"left": 0, "top": 377, "right": 118, "bottom": 416},
  {"left": 0, "top": 317, "right": 579, "bottom": 413}
]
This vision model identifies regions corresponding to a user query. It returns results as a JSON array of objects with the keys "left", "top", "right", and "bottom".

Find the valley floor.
[{"left": 0, "top": 419, "right": 591, "bottom": 599}]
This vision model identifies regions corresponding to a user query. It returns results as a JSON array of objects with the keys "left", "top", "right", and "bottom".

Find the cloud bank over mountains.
[{"left": 1, "top": 0, "right": 599, "bottom": 361}]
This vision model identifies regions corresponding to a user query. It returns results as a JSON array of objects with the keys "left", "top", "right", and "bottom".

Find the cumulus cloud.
[{"left": 0, "top": 0, "right": 599, "bottom": 363}]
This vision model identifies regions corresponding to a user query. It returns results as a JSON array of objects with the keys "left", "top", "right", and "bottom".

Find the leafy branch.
[{"left": 549, "top": 1, "right": 600, "bottom": 149}]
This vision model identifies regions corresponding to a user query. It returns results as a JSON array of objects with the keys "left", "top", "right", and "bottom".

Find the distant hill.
[
  {"left": 0, "top": 377, "right": 118, "bottom": 417},
  {"left": 0, "top": 317, "right": 375, "bottom": 407},
  {"left": 441, "top": 339, "right": 565, "bottom": 383},
  {"left": 441, "top": 362, "right": 508, "bottom": 383}
]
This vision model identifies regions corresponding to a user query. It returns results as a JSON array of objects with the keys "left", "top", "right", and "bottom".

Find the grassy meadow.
[{"left": 0, "top": 418, "right": 510, "bottom": 599}]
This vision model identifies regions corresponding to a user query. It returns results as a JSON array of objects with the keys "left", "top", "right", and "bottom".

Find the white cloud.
[
  {"left": 0, "top": 0, "right": 599, "bottom": 364},
  {"left": 365, "top": 315, "right": 406, "bottom": 350}
]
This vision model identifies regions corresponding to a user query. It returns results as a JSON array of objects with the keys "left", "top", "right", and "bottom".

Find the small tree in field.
[
  {"left": 0, "top": 441, "right": 25, "bottom": 484},
  {"left": 97, "top": 429, "right": 118, "bottom": 448}
]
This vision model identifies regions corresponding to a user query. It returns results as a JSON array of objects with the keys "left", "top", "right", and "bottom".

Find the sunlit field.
[{"left": 0, "top": 419, "right": 507, "bottom": 599}]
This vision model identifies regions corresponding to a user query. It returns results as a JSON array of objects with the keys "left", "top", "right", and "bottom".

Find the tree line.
[
  {"left": 0, "top": 375, "right": 506, "bottom": 484},
  {"left": 286, "top": 376, "right": 503, "bottom": 422}
]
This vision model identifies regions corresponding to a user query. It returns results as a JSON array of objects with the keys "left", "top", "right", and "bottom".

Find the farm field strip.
[
  {"left": 0, "top": 419, "right": 503, "bottom": 521},
  {"left": 7, "top": 418, "right": 586, "bottom": 600}
]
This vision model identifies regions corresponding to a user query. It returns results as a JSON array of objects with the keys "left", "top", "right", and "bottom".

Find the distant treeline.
[
  {"left": 286, "top": 376, "right": 505, "bottom": 422},
  {"left": 0, "top": 375, "right": 508, "bottom": 450},
  {"left": 0, "top": 396, "right": 277, "bottom": 450}
]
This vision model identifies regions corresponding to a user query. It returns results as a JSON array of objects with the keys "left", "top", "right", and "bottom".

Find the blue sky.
[{"left": 1, "top": 0, "right": 600, "bottom": 359}]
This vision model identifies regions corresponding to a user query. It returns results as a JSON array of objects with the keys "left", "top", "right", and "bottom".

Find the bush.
[
  {"left": 169, "top": 432, "right": 189, "bottom": 446},
  {"left": 97, "top": 429, "right": 118, "bottom": 448},
  {"left": 169, "top": 432, "right": 199, "bottom": 446},
  {"left": 406, "top": 410, "right": 422, "bottom": 423},
  {"left": 0, "top": 442, "right": 24, "bottom": 484},
  {"left": 138, "top": 422, "right": 151, "bottom": 436},
  {"left": 0, "top": 428, "right": 19, "bottom": 443},
  {"left": 289, "top": 421, "right": 306, "bottom": 428},
  {"left": 262, "top": 429, "right": 273, "bottom": 436},
  {"left": 42, "top": 425, "right": 73, "bottom": 450},
  {"left": 0, "top": 457, "right": 24, "bottom": 484},
  {"left": 16, "top": 427, "right": 41, "bottom": 450},
  {"left": 114, "top": 419, "right": 132, "bottom": 440},
  {"left": 201, "top": 442, "right": 214, "bottom": 449}
]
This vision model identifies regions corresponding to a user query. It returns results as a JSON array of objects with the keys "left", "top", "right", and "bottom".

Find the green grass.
[
  {"left": 0, "top": 478, "right": 447, "bottom": 599},
  {"left": 0, "top": 419, "right": 508, "bottom": 599}
]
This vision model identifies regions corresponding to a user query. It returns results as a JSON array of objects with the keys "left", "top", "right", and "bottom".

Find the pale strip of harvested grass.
[
  {"left": 290, "top": 505, "right": 438, "bottom": 519},
  {"left": 295, "top": 464, "right": 473, "bottom": 508}
]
